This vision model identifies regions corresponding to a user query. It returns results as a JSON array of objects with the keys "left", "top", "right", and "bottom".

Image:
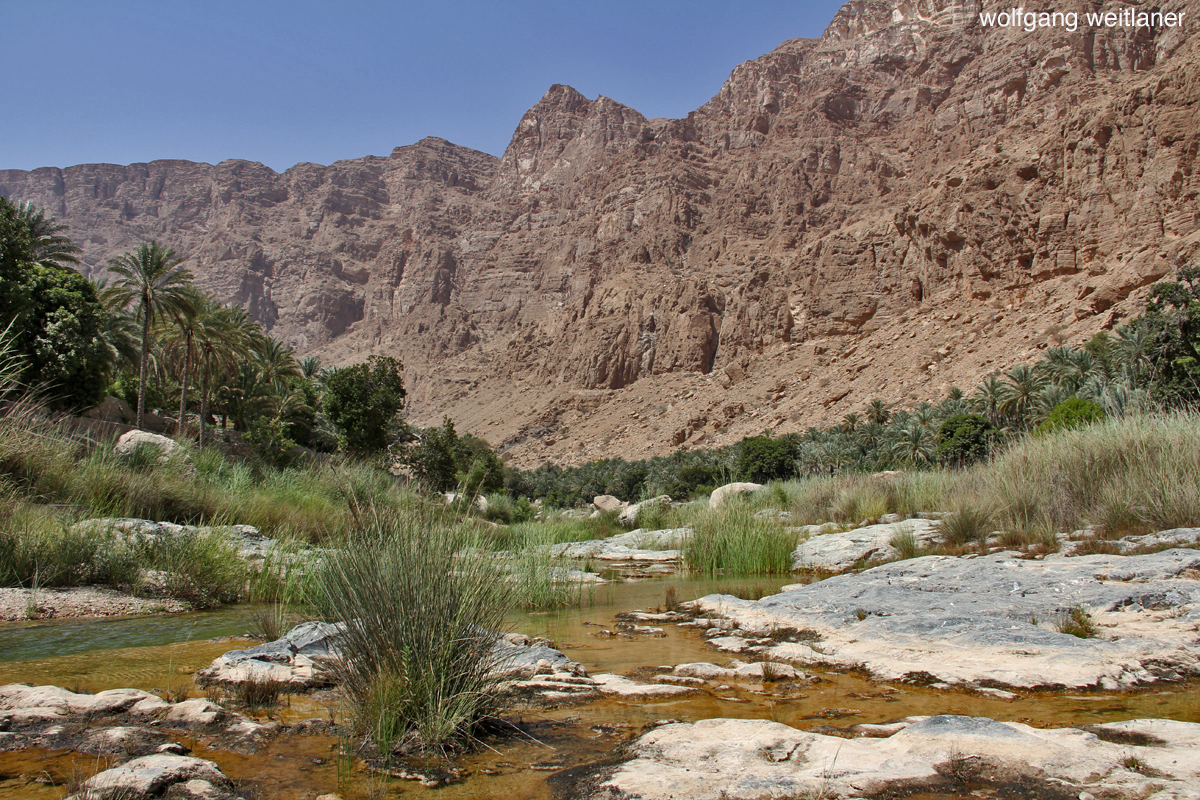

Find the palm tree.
[
  {"left": 1111, "top": 325, "right": 1153, "bottom": 384},
  {"left": 300, "top": 356, "right": 322, "bottom": 380},
  {"left": 1036, "top": 346, "right": 1075, "bottom": 385},
  {"left": 866, "top": 399, "right": 891, "bottom": 425},
  {"left": 14, "top": 201, "right": 82, "bottom": 269},
  {"left": 998, "top": 363, "right": 1045, "bottom": 429},
  {"left": 105, "top": 242, "right": 195, "bottom": 429},
  {"left": 193, "top": 299, "right": 256, "bottom": 447},
  {"left": 256, "top": 337, "right": 301, "bottom": 386},
  {"left": 973, "top": 374, "right": 1005, "bottom": 427},
  {"left": 161, "top": 286, "right": 208, "bottom": 435},
  {"left": 889, "top": 422, "right": 936, "bottom": 466}
]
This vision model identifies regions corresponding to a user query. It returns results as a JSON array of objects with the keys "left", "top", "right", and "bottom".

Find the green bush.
[
  {"left": 736, "top": 436, "right": 797, "bottom": 483},
  {"left": 1034, "top": 398, "right": 1106, "bottom": 437},
  {"left": 937, "top": 413, "right": 1001, "bottom": 466},
  {"left": 323, "top": 355, "right": 406, "bottom": 455}
]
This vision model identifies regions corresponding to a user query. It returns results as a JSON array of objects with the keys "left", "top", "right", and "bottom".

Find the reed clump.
[
  {"left": 309, "top": 506, "right": 512, "bottom": 758},
  {"left": 683, "top": 500, "right": 798, "bottom": 576}
]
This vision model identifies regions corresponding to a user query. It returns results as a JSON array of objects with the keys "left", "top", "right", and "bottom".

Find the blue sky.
[{"left": 2, "top": 1, "right": 847, "bottom": 172}]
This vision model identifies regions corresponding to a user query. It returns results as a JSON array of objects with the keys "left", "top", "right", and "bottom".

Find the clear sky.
[{"left": 2, "top": 0, "right": 847, "bottom": 173}]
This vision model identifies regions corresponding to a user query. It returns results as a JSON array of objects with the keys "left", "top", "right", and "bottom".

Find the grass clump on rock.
[
  {"left": 310, "top": 505, "right": 512, "bottom": 758},
  {"left": 1054, "top": 606, "right": 1098, "bottom": 639}
]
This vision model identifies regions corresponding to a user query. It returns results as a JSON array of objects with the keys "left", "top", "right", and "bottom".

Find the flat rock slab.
[
  {"left": 590, "top": 674, "right": 703, "bottom": 699},
  {"left": 550, "top": 527, "right": 691, "bottom": 562},
  {"left": 584, "top": 715, "right": 1200, "bottom": 800},
  {"left": 0, "top": 684, "right": 275, "bottom": 754},
  {"left": 791, "top": 518, "right": 941, "bottom": 573},
  {"left": 694, "top": 549, "right": 1200, "bottom": 689}
]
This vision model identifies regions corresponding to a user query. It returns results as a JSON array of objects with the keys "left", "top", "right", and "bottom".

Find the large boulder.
[
  {"left": 791, "top": 518, "right": 941, "bottom": 572},
  {"left": 69, "top": 518, "right": 272, "bottom": 560},
  {"left": 65, "top": 754, "right": 239, "bottom": 800},
  {"left": 85, "top": 395, "right": 135, "bottom": 424},
  {"left": 114, "top": 430, "right": 189, "bottom": 467},
  {"left": 709, "top": 482, "right": 762, "bottom": 508},
  {"left": 593, "top": 495, "right": 628, "bottom": 512}
]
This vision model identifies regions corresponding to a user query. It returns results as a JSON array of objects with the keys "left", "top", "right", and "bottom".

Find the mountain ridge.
[{"left": 3, "top": 0, "right": 1197, "bottom": 466}]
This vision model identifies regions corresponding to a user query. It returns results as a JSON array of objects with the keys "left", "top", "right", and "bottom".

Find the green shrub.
[
  {"left": 323, "top": 355, "right": 406, "bottom": 455},
  {"left": 937, "top": 414, "right": 1001, "bottom": 466},
  {"left": 1034, "top": 398, "right": 1106, "bottom": 437},
  {"left": 1055, "top": 606, "right": 1098, "bottom": 638},
  {"left": 737, "top": 436, "right": 797, "bottom": 483},
  {"left": 480, "top": 493, "right": 535, "bottom": 525}
]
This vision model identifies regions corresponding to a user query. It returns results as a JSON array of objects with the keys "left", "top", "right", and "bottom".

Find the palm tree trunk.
[
  {"left": 137, "top": 298, "right": 152, "bottom": 430},
  {"left": 199, "top": 348, "right": 211, "bottom": 448},
  {"left": 177, "top": 330, "right": 192, "bottom": 438}
]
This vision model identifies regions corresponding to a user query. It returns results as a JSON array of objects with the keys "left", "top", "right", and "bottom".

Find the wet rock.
[
  {"left": 671, "top": 661, "right": 803, "bottom": 682},
  {"left": 792, "top": 518, "right": 941, "bottom": 573},
  {"left": 0, "top": 684, "right": 276, "bottom": 756},
  {"left": 77, "top": 726, "right": 173, "bottom": 756},
  {"left": 590, "top": 674, "right": 704, "bottom": 699},
  {"left": 65, "top": 754, "right": 239, "bottom": 800},
  {"left": 198, "top": 624, "right": 596, "bottom": 708},
  {"left": 195, "top": 621, "right": 344, "bottom": 689},
  {"left": 694, "top": 549, "right": 1200, "bottom": 689},
  {"left": 165, "top": 699, "right": 225, "bottom": 726},
  {"left": 0, "top": 685, "right": 163, "bottom": 718},
  {"left": 584, "top": 715, "right": 1200, "bottom": 800},
  {"left": 709, "top": 483, "right": 762, "bottom": 509}
]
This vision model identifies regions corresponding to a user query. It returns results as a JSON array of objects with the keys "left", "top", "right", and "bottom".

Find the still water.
[{"left": 1, "top": 576, "right": 1198, "bottom": 799}]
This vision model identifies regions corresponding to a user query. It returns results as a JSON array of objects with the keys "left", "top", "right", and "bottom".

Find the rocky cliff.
[{"left": 3, "top": 0, "right": 1198, "bottom": 466}]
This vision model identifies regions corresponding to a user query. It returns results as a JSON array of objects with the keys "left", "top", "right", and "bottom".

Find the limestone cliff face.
[{"left": 3, "top": 0, "right": 1199, "bottom": 466}]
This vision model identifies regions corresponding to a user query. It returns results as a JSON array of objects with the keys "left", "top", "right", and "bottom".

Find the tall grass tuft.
[
  {"left": 309, "top": 507, "right": 511, "bottom": 758},
  {"left": 889, "top": 524, "right": 922, "bottom": 560},
  {"left": 938, "top": 502, "right": 995, "bottom": 549},
  {"left": 507, "top": 527, "right": 586, "bottom": 610},
  {"left": 984, "top": 414, "right": 1200, "bottom": 535},
  {"left": 683, "top": 500, "right": 799, "bottom": 575},
  {"left": 1054, "top": 606, "right": 1098, "bottom": 638}
]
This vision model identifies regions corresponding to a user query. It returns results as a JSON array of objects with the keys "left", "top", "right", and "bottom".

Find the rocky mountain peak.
[{"left": 492, "top": 84, "right": 649, "bottom": 196}]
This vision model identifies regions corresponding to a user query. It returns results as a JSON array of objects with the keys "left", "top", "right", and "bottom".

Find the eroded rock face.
[
  {"left": 693, "top": 548, "right": 1200, "bottom": 689},
  {"left": 3, "top": 1, "right": 1198, "bottom": 466},
  {"left": 583, "top": 715, "right": 1200, "bottom": 800}
]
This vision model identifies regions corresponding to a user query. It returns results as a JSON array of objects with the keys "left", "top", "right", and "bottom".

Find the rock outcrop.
[
  {"left": 582, "top": 715, "right": 1200, "bottom": 800},
  {"left": 4, "top": 0, "right": 1199, "bottom": 465},
  {"left": 692, "top": 548, "right": 1200, "bottom": 689}
]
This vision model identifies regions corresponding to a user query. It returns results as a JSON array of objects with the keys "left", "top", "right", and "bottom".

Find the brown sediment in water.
[{"left": 1, "top": 577, "right": 1199, "bottom": 799}]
